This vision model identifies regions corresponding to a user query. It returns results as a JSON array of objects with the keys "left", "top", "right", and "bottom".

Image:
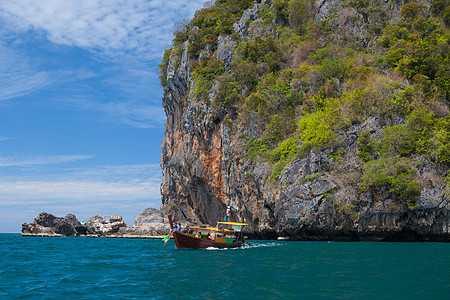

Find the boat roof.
[
  {"left": 187, "top": 222, "right": 247, "bottom": 232},
  {"left": 217, "top": 222, "right": 247, "bottom": 226},
  {"left": 188, "top": 226, "right": 219, "bottom": 231},
  {"left": 188, "top": 226, "right": 244, "bottom": 232}
]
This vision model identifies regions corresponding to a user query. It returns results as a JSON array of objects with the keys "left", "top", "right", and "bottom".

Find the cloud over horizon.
[
  {"left": 0, "top": 156, "right": 163, "bottom": 232},
  {"left": 0, "top": 163, "right": 162, "bottom": 204},
  {"left": 0, "top": 154, "right": 93, "bottom": 167}
]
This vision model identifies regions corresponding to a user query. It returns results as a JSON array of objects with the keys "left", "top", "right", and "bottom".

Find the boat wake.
[
  {"left": 205, "top": 242, "right": 282, "bottom": 251},
  {"left": 243, "top": 242, "right": 282, "bottom": 249},
  {"left": 205, "top": 247, "right": 229, "bottom": 251}
]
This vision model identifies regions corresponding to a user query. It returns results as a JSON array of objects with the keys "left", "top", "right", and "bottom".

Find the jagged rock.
[
  {"left": 134, "top": 208, "right": 165, "bottom": 225},
  {"left": 34, "top": 212, "right": 61, "bottom": 228},
  {"left": 233, "top": 0, "right": 271, "bottom": 40},
  {"left": 22, "top": 212, "right": 88, "bottom": 236},
  {"left": 55, "top": 214, "right": 80, "bottom": 236},
  {"left": 85, "top": 215, "right": 103, "bottom": 232},
  {"left": 119, "top": 223, "right": 171, "bottom": 236},
  {"left": 216, "top": 35, "right": 235, "bottom": 70},
  {"left": 86, "top": 215, "right": 127, "bottom": 234},
  {"left": 22, "top": 208, "right": 172, "bottom": 238},
  {"left": 22, "top": 223, "right": 56, "bottom": 235},
  {"left": 316, "top": 0, "right": 342, "bottom": 21}
]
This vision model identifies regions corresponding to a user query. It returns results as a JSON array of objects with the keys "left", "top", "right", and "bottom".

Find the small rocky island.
[{"left": 22, "top": 208, "right": 171, "bottom": 238}]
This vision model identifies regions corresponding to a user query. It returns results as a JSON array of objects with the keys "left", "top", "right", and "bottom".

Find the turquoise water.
[{"left": 0, "top": 234, "right": 448, "bottom": 299}]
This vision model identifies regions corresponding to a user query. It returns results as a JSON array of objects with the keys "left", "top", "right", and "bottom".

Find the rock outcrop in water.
[
  {"left": 22, "top": 209, "right": 171, "bottom": 238},
  {"left": 119, "top": 208, "right": 172, "bottom": 236},
  {"left": 159, "top": 0, "right": 449, "bottom": 241},
  {"left": 22, "top": 212, "right": 88, "bottom": 237}
]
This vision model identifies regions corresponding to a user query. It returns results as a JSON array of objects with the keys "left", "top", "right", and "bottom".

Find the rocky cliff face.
[{"left": 160, "top": 0, "right": 449, "bottom": 241}]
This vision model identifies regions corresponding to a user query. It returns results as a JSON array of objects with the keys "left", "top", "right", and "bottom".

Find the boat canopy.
[
  {"left": 188, "top": 226, "right": 241, "bottom": 232},
  {"left": 217, "top": 222, "right": 247, "bottom": 226},
  {"left": 188, "top": 222, "right": 247, "bottom": 232},
  {"left": 188, "top": 226, "right": 219, "bottom": 231}
]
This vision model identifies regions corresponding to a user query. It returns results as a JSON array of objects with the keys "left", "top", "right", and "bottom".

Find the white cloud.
[
  {"left": 64, "top": 164, "right": 161, "bottom": 181},
  {"left": 57, "top": 68, "right": 167, "bottom": 127},
  {"left": 0, "top": 0, "right": 206, "bottom": 59},
  {"left": 0, "top": 70, "right": 54, "bottom": 101},
  {"left": 0, "top": 179, "right": 158, "bottom": 204},
  {"left": 0, "top": 0, "right": 207, "bottom": 125},
  {"left": 0, "top": 164, "right": 162, "bottom": 204},
  {"left": 0, "top": 154, "right": 93, "bottom": 167},
  {"left": 0, "top": 44, "right": 56, "bottom": 101},
  {"left": 0, "top": 163, "right": 163, "bottom": 231},
  {"left": 100, "top": 101, "right": 166, "bottom": 128},
  {"left": 0, "top": 42, "right": 99, "bottom": 101},
  {"left": 64, "top": 97, "right": 166, "bottom": 128}
]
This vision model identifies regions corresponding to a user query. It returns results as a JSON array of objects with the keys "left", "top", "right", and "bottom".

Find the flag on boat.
[
  {"left": 163, "top": 231, "right": 171, "bottom": 242},
  {"left": 163, "top": 229, "right": 175, "bottom": 246}
]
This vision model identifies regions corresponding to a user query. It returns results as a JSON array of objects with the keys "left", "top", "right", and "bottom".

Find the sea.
[{"left": 0, "top": 234, "right": 448, "bottom": 299}]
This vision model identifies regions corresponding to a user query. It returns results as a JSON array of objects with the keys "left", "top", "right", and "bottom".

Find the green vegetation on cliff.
[{"left": 160, "top": 0, "right": 449, "bottom": 210}]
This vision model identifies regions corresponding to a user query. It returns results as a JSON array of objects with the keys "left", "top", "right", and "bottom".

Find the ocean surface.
[{"left": 0, "top": 234, "right": 448, "bottom": 299}]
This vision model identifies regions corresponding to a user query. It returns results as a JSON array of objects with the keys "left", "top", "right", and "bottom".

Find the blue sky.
[{"left": 0, "top": 0, "right": 206, "bottom": 232}]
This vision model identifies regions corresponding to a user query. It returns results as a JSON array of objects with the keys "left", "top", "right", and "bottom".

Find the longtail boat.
[{"left": 167, "top": 214, "right": 247, "bottom": 249}]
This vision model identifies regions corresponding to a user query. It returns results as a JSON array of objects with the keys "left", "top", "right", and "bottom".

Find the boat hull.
[{"left": 173, "top": 231, "right": 245, "bottom": 249}]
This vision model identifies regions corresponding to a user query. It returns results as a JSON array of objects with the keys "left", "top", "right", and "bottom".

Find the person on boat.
[
  {"left": 209, "top": 230, "right": 216, "bottom": 241},
  {"left": 195, "top": 229, "right": 201, "bottom": 238}
]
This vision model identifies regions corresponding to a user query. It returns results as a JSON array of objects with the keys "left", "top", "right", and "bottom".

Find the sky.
[{"left": 0, "top": 0, "right": 206, "bottom": 232}]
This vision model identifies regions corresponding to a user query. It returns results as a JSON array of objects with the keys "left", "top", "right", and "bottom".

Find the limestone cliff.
[{"left": 160, "top": 0, "right": 449, "bottom": 241}]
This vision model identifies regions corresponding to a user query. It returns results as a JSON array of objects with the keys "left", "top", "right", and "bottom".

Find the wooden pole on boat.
[{"left": 167, "top": 214, "right": 174, "bottom": 229}]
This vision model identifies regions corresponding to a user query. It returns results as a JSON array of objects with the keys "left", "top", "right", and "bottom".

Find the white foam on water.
[
  {"left": 205, "top": 247, "right": 227, "bottom": 251},
  {"left": 204, "top": 242, "right": 282, "bottom": 251},
  {"left": 243, "top": 242, "right": 282, "bottom": 249}
]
